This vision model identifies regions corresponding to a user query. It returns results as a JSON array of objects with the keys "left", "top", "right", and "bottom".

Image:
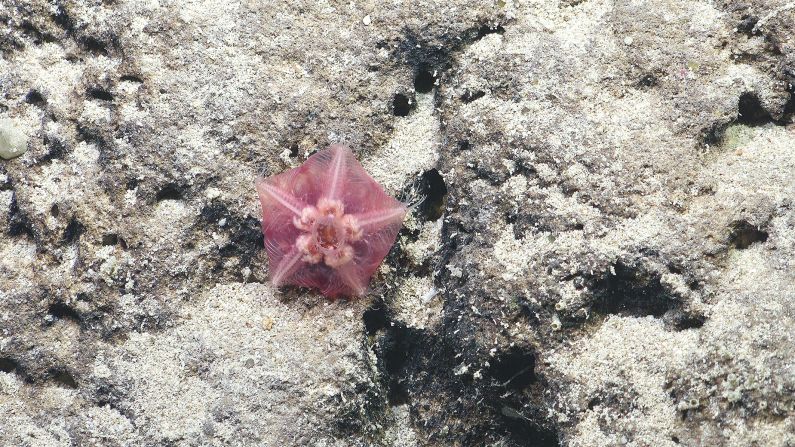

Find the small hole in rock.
[
  {"left": 25, "top": 90, "right": 46, "bottom": 106},
  {"left": 48, "top": 302, "right": 81, "bottom": 323},
  {"left": 676, "top": 315, "right": 706, "bottom": 330},
  {"left": 80, "top": 36, "right": 108, "bottom": 55},
  {"left": 62, "top": 218, "right": 85, "bottom": 244},
  {"left": 392, "top": 93, "right": 412, "bottom": 117},
  {"left": 156, "top": 183, "right": 184, "bottom": 201},
  {"left": 729, "top": 220, "right": 768, "bottom": 249},
  {"left": 784, "top": 87, "right": 794, "bottom": 117},
  {"left": 664, "top": 309, "right": 706, "bottom": 331},
  {"left": 414, "top": 69, "right": 436, "bottom": 93},
  {"left": 737, "top": 93, "right": 772, "bottom": 126},
  {"left": 489, "top": 349, "right": 536, "bottom": 390},
  {"left": 0, "top": 357, "right": 19, "bottom": 373},
  {"left": 50, "top": 204, "right": 60, "bottom": 217},
  {"left": 42, "top": 137, "right": 67, "bottom": 162},
  {"left": 592, "top": 262, "right": 679, "bottom": 318},
  {"left": 363, "top": 302, "right": 390, "bottom": 335},
  {"left": 414, "top": 169, "right": 447, "bottom": 221},
  {"left": 20, "top": 21, "right": 49, "bottom": 44},
  {"left": 639, "top": 74, "right": 657, "bottom": 87},
  {"left": 461, "top": 90, "right": 485, "bottom": 103},
  {"left": 88, "top": 87, "right": 114, "bottom": 101},
  {"left": 120, "top": 75, "right": 144, "bottom": 83},
  {"left": 737, "top": 15, "right": 759, "bottom": 36},
  {"left": 48, "top": 368, "right": 78, "bottom": 389},
  {"left": 376, "top": 325, "right": 414, "bottom": 406},
  {"left": 8, "top": 195, "right": 34, "bottom": 239},
  {"left": 53, "top": 8, "right": 73, "bottom": 31},
  {"left": 102, "top": 233, "right": 118, "bottom": 246},
  {"left": 475, "top": 23, "right": 506, "bottom": 40},
  {"left": 289, "top": 144, "right": 299, "bottom": 157}
]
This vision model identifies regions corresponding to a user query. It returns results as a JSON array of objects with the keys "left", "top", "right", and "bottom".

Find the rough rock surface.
[{"left": 1, "top": 0, "right": 793, "bottom": 446}]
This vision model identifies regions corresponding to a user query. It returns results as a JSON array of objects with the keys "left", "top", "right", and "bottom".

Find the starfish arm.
[
  {"left": 256, "top": 179, "right": 304, "bottom": 217},
  {"left": 326, "top": 145, "right": 347, "bottom": 201},
  {"left": 334, "top": 263, "right": 367, "bottom": 296},
  {"left": 353, "top": 206, "right": 408, "bottom": 232},
  {"left": 270, "top": 246, "right": 304, "bottom": 286}
]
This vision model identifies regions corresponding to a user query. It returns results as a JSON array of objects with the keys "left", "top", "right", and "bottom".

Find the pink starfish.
[{"left": 255, "top": 145, "right": 407, "bottom": 298}]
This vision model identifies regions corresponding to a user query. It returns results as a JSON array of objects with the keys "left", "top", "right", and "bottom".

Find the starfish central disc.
[{"left": 293, "top": 198, "right": 362, "bottom": 267}]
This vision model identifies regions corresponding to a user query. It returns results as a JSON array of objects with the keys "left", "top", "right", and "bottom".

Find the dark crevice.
[
  {"left": 363, "top": 301, "right": 390, "bottom": 335},
  {"left": 53, "top": 6, "right": 74, "bottom": 32},
  {"left": 218, "top": 217, "right": 262, "bottom": 262},
  {"left": 729, "top": 220, "right": 768, "bottom": 249},
  {"left": 737, "top": 93, "right": 772, "bottom": 126},
  {"left": 392, "top": 93, "right": 413, "bottom": 117},
  {"left": 475, "top": 23, "right": 506, "bottom": 40},
  {"left": 40, "top": 136, "right": 68, "bottom": 163},
  {"left": 156, "top": 183, "right": 185, "bottom": 201},
  {"left": 365, "top": 301, "right": 413, "bottom": 405},
  {"left": 489, "top": 349, "right": 536, "bottom": 390},
  {"left": 62, "top": 217, "right": 85, "bottom": 244},
  {"left": 591, "top": 262, "right": 681, "bottom": 318},
  {"left": 8, "top": 193, "right": 34, "bottom": 239},
  {"left": 47, "top": 368, "right": 78, "bottom": 389},
  {"left": 702, "top": 91, "right": 788, "bottom": 147},
  {"left": 20, "top": 21, "right": 56, "bottom": 45},
  {"left": 414, "top": 69, "right": 436, "bottom": 93},
  {"left": 120, "top": 75, "right": 144, "bottom": 83},
  {"left": 375, "top": 324, "right": 414, "bottom": 406},
  {"left": 638, "top": 74, "right": 657, "bottom": 88},
  {"left": 76, "top": 123, "right": 107, "bottom": 147},
  {"left": 94, "top": 383, "right": 129, "bottom": 416},
  {"left": 48, "top": 301, "right": 82, "bottom": 324},
  {"left": 674, "top": 314, "right": 706, "bottom": 330},
  {"left": 0, "top": 171, "right": 11, "bottom": 191},
  {"left": 782, "top": 88, "right": 794, "bottom": 118},
  {"left": 24, "top": 89, "right": 46, "bottom": 106},
  {"left": 737, "top": 15, "right": 759, "bottom": 36},
  {"left": 126, "top": 178, "right": 139, "bottom": 191},
  {"left": 87, "top": 87, "right": 114, "bottom": 101},
  {"left": 80, "top": 36, "right": 109, "bottom": 55},
  {"left": 199, "top": 203, "right": 263, "bottom": 269},
  {"left": 0, "top": 357, "right": 20, "bottom": 374},
  {"left": 663, "top": 309, "right": 706, "bottom": 330},
  {"left": 412, "top": 169, "right": 447, "bottom": 222},
  {"left": 102, "top": 233, "right": 119, "bottom": 246},
  {"left": 461, "top": 89, "right": 486, "bottom": 103}
]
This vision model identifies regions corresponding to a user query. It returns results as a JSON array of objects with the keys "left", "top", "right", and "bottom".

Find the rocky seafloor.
[{"left": 1, "top": 0, "right": 794, "bottom": 446}]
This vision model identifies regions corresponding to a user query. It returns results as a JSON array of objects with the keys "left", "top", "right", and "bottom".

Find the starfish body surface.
[{"left": 256, "top": 145, "right": 407, "bottom": 297}]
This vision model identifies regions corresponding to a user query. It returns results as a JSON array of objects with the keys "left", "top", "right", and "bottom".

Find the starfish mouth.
[
  {"left": 315, "top": 221, "right": 340, "bottom": 249},
  {"left": 293, "top": 198, "right": 362, "bottom": 267}
]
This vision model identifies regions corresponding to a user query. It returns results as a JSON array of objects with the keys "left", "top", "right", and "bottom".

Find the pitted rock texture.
[{"left": 1, "top": 0, "right": 794, "bottom": 446}]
